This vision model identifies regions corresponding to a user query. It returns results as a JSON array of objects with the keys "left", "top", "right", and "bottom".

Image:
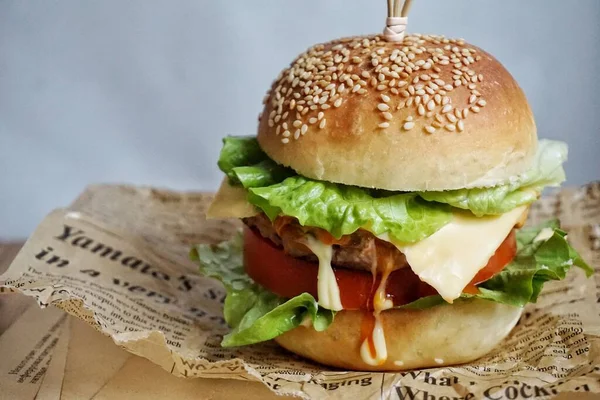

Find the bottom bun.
[{"left": 275, "top": 299, "right": 522, "bottom": 371}]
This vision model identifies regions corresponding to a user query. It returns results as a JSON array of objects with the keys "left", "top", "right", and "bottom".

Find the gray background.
[{"left": 1, "top": 1, "right": 599, "bottom": 239}]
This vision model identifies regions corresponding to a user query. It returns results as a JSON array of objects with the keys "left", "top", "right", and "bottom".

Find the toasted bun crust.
[
  {"left": 275, "top": 299, "right": 522, "bottom": 371},
  {"left": 258, "top": 34, "right": 537, "bottom": 191}
]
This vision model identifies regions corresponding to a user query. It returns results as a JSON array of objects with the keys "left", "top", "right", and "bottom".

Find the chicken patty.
[{"left": 243, "top": 213, "right": 408, "bottom": 273}]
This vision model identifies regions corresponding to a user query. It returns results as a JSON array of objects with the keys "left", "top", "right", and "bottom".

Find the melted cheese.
[
  {"left": 304, "top": 236, "right": 343, "bottom": 311},
  {"left": 534, "top": 227, "right": 554, "bottom": 243},
  {"left": 206, "top": 178, "right": 259, "bottom": 219},
  {"left": 360, "top": 314, "right": 387, "bottom": 366},
  {"left": 361, "top": 270, "right": 392, "bottom": 366},
  {"left": 383, "top": 205, "right": 528, "bottom": 303}
]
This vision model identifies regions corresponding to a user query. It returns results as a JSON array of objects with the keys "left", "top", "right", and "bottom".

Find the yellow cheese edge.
[{"left": 206, "top": 178, "right": 259, "bottom": 219}]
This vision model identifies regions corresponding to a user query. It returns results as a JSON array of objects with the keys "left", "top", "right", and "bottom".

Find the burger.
[{"left": 191, "top": 33, "right": 591, "bottom": 371}]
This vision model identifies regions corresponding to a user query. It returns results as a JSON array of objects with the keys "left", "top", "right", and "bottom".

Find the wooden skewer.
[{"left": 384, "top": 0, "right": 414, "bottom": 42}]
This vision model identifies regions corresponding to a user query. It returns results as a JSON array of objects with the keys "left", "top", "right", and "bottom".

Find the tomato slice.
[
  {"left": 243, "top": 226, "right": 517, "bottom": 310},
  {"left": 467, "top": 230, "right": 517, "bottom": 288}
]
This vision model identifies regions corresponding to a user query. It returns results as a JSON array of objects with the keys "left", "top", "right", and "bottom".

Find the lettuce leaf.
[
  {"left": 419, "top": 140, "right": 568, "bottom": 216},
  {"left": 248, "top": 176, "right": 452, "bottom": 243},
  {"left": 217, "top": 136, "right": 293, "bottom": 188},
  {"left": 400, "top": 220, "right": 593, "bottom": 309},
  {"left": 192, "top": 221, "right": 591, "bottom": 346},
  {"left": 190, "top": 235, "right": 334, "bottom": 347}
]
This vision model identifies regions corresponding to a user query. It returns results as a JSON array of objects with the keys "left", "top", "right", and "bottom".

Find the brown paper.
[
  {"left": 1, "top": 183, "right": 599, "bottom": 399},
  {"left": 0, "top": 304, "right": 67, "bottom": 400},
  {"left": 60, "top": 317, "right": 131, "bottom": 400},
  {"left": 35, "top": 317, "right": 71, "bottom": 400}
]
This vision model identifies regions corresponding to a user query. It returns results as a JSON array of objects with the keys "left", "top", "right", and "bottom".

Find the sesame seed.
[
  {"left": 382, "top": 112, "right": 393, "bottom": 120},
  {"left": 403, "top": 121, "right": 415, "bottom": 130},
  {"left": 405, "top": 116, "right": 414, "bottom": 122},
  {"left": 425, "top": 126, "right": 436, "bottom": 134},
  {"left": 469, "top": 95, "right": 477, "bottom": 104},
  {"left": 446, "top": 124, "right": 456, "bottom": 131},
  {"left": 281, "top": 138, "right": 289, "bottom": 144},
  {"left": 283, "top": 130, "right": 290, "bottom": 137},
  {"left": 319, "top": 119, "right": 327, "bottom": 129},
  {"left": 262, "top": 35, "right": 484, "bottom": 144},
  {"left": 447, "top": 114, "right": 457, "bottom": 123},
  {"left": 463, "top": 108, "right": 470, "bottom": 118},
  {"left": 457, "top": 120, "right": 465, "bottom": 132},
  {"left": 294, "top": 130, "right": 301, "bottom": 140}
]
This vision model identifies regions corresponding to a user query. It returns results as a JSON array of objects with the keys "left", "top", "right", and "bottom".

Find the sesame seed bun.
[
  {"left": 275, "top": 299, "right": 522, "bottom": 371},
  {"left": 257, "top": 34, "right": 537, "bottom": 191}
]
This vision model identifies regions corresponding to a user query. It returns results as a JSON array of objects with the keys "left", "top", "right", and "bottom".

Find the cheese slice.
[
  {"left": 304, "top": 236, "right": 343, "bottom": 311},
  {"left": 206, "top": 178, "right": 259, "bottom": 219},
  {"left": 382, "top": 205, "right": 528, "bottom": 303},
  {"left": 534, "top": 227, "right": 554, "bottom": 243}
]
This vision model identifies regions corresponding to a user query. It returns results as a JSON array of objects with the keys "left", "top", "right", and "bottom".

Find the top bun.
[{"left": 257, "top": 34, "right": 537, "bottom": 191}]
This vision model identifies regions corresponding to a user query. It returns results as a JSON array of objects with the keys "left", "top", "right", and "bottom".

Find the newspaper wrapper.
[{"left": 1, "top": 183, "right": 599, "bottom": 399}]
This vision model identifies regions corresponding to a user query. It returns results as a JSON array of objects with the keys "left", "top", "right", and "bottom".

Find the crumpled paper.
[{"left": 1, "top": 183, "right": 599, "bottom": 399}]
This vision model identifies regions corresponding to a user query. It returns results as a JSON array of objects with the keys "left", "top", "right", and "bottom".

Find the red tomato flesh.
[{"left": 243, "top": 226, "right": 517, "bottom": 310}]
